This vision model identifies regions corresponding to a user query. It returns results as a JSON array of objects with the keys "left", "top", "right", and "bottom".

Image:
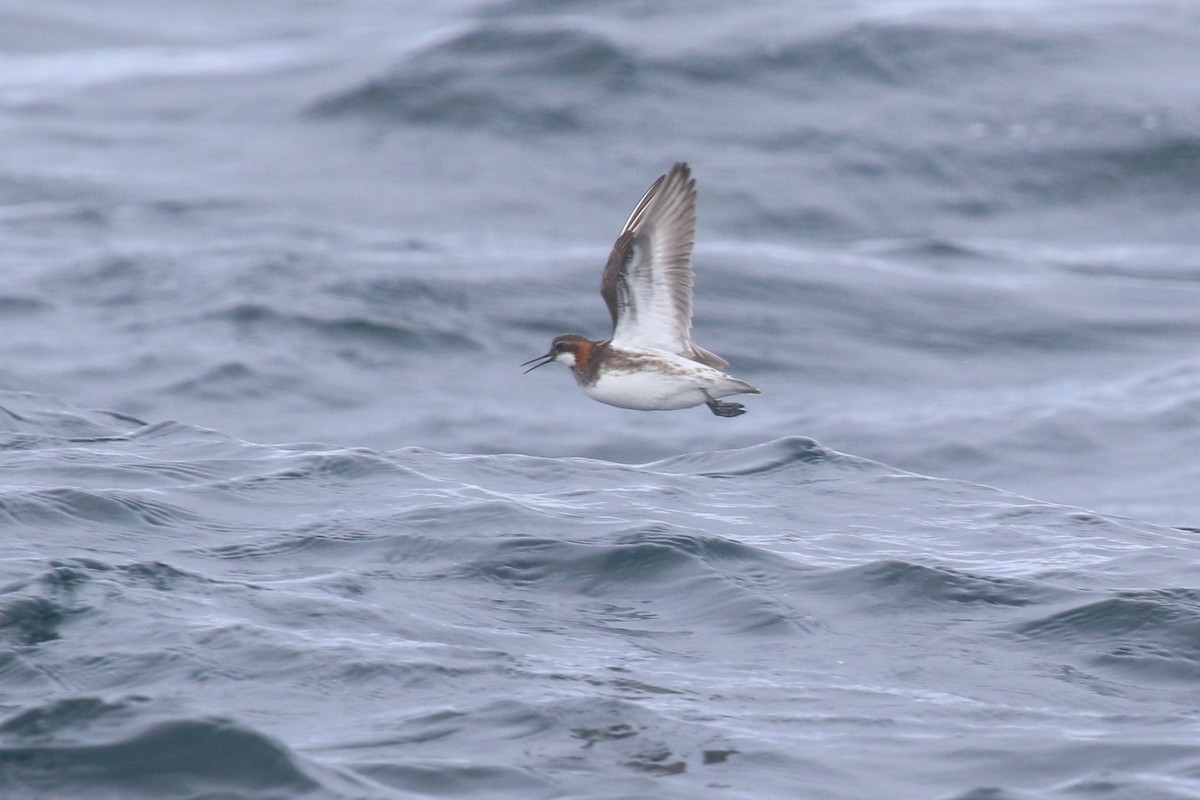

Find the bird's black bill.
[{"left": 521, "top": 353, "right": 554, "bottom": 373}]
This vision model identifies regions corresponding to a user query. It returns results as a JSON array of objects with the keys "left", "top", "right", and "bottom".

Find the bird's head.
[{"left": 522, "top": 334, "right": 593, "bottom": 373}]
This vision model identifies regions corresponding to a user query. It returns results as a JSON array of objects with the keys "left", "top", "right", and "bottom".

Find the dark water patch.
[
  {"left": 0, "top": 403, "right": 32, "bottom": 427},
  {"left": 25, "top": 557, "right": 211, "bottom": 597},
  {"left": 733, "top": 196, "right": 856, "bottom": 237},
  {"left": 455, "top": 528, "right": 810, "bottom": 635},
  {"left": 321, "top": 657, "right": 497, "bottom": 695},
  {"left": 3, "top": 557, "right": 226, "bottom": 647},
  {"left": 116, "top": 561, "right": 201, "bottom": 592},
  {"left": 45, "top": 256, "right": 165, "bottom": 308},
  {"left": 673, "top": 22, "right": 1063, "bottom": 91},
  {"left": 370, "top": 699, "right": 559, "bottom": 750},
  {"left": 610, "top": 526, "right": 798, "bottom": 570},
  {"left": 867, "top": 237, "right": 990, "bottom": 261},
  {"left": 0, "top": 433, "right": 55, "bottom": 452},
  {"left": 353, "top": 704, "right": 565, "bottom": 793},
  {"left": 164, "top": 360, "right": 300, "bottom": 403},
  {"left": 703, "top": 748, "right": 737, "bottom": 765},
  {"left": 1058, "top": 260, "right": 1200, "bottom": 285},
  {"left": 0, "top": 439, "right": 254, "bottom": 493},
  {"left": 40, "top": 560, "right": 108, "bottom": 593},
  {"left": 389, "top": 497, "right": 575, "bottom": 534},
  {"left": 192, "top": 523, "right": 486, "bottom": 586},
  {"left": 0, "top": 295, "right": 51, "bottom": 316},
  {"left": 942, "top": 740, "right": 1200, "bottom": 800},
  {"left": 359, "top": 759, "right": 555, "bottom": 798},
  {"left": 123, "top": 419, "right": 222, "bottom": 443},
  {"left": 649, "top": 436, "right": 867, "bottom": 478},
  {"left": 145, "top": 197, "right": 245, "bottom": 220},
  {"left": 1017, "top": 589, "right": 1200, "bottom": 682},
  {"left": 111, "top": 456, "right": 245, "bottom": 485},
  {"left": 626, "top": 744, "right": 686, "bottom": 775},
  {"left": 452, "top": 536, "right": 587, "bottom": 588},
  {"left": 309, "top": 23, "right": 637, "bottom": 131},
  {"left": 206, "top": 301, "right": 478, "bottom": 351},
  {"left": 456, "top": 530, "right": 711, "bottom": 591},
  {"left": 482, "top": 0, "right": 650, "bottom": 17},
  {"left": 421, "top": 24, "right": 635, "bottom": 81},
  {"left": 210, "top": 452, "right": 432, "bottom": 499},
  {"left": 543, "top": 696, "right": 745, "bottom": 786},
  {"left": 0, "top": 703, "right": 329, "bottom": 797},
  {"left": 0, "top": 487, "right": 201, "bottom": 531},
  {"left": 314, "top": 315, "right": 476, "bottom": 350},
  {"left": 92, "top": 409, "right": 147, "bottom": 429},
  {"left": 327, "top": 274, "right": 472, "bottom": 313},
  {"left": 876, "top": 306, "right": 1136, "bottom": 356},
  {"left": 0, "top": 597, "right": 69, "bottom": 646},
  {"left": 697, "top": 261, "right": 1134, "bottom": 364},
  {"left": 0, "top": 696, "right": 145, "bottom": 738},
  {"left": 0, "top": 558, "right": 102, "bottom": 601},
  {"left": 0, "top": 393, "right": 140, "bottom": 439},
  {"left": 255, "top": 448, "right": 407, "bottom": 482},
  {"left": 600, "top": 672, "right": 687, "bottom": 700},
  {"left": 1006, "top": 135, "right": 1200, "bottom": 206},
  {"left": 808, "top": 560, "right": 1063, "bottom": 611},
  {"left": 198, "top": 529, "right": 396, "bottom": 563},
  {"left": 1095, "top": 136, "right": 1200, "bottom": 193},
  {"left": 944, "top": 789, "right": 1028, "bottom": 800}
]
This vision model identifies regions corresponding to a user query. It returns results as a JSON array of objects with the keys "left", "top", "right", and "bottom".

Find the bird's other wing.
[{"left": 600, "top": 162, "right": 728, "bottom": 368}]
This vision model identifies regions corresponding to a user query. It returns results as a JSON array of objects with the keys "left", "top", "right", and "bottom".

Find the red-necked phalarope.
[{"left": 523, "top": 162, "right": 760, "bottom": 417}]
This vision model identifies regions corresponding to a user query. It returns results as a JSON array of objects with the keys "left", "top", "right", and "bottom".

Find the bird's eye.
[{"left": 554, "top": 342, "right": 566, "bottom": 352}]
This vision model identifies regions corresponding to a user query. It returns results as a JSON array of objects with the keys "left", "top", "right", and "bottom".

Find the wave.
[
  {"left": 0, "top": 393, "right": 143, "bottom": 440},
  {"left": 0, "top": 697, "right": 364, "bottom": 797},
  {"left": 646, "top": 435, "right": 869, "bottom": 478},
  {"left": 809, "top": 559, "right": 1066, "bottom": 609},
  {"left": 1017, "top": 589, "right": 1200, "bottom": 683},
  {"left": 0, "top": 488, "right": 203, "bottom": 537},
  {"left": 203, "top": 302, "right": 480, "bottom": 351},
  {"left": 0, "top": 596, "right": 69, "bottom": 647},
  {"left": 451, "top": 526, "right": 812, "bottom": 636},
  {"left": 0, "top": 43, "right": 306, "bottom": 106},
  {"left": 308, "top": 18, "right": 1060, "bottom": 123},
  {"left": 988, "top": 134, "right": 1200, "bottom": 207},
  {"left": 309, "top": 24, "right": 636, "bottom": 131},
  {"left": 670, "top": 21, "right": 1067, "bottom": 90}
]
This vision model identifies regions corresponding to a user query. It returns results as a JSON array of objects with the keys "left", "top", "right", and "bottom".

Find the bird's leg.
[{"left": 703, "top": 390, "right": 746, "bottom": 418}]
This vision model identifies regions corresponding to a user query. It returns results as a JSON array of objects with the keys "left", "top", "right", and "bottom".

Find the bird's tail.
[{"left": 688, "top": 344, "right": 729, "bottom": 369}]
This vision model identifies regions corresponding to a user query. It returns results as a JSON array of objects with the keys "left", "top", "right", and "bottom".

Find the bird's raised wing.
[{"left": 600, "top": 162, "right": 727, "bottom": 368}]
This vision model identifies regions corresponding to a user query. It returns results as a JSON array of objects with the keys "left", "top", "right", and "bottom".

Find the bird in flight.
[{"left": 523, "top": 162, "right": 759, "bottom": 417}]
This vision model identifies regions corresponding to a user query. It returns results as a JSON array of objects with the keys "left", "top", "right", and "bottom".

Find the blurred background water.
[{"left": 1, "top": 1, "right": 1198, "bottom": 798}]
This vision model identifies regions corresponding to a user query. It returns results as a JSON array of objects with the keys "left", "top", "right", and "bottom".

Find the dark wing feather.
[
  {"left": 598, "top": 163, "right": 727, "bottom": 368},
  {"left": 601, "top": 173, "right": 665, "bottom": 332}
]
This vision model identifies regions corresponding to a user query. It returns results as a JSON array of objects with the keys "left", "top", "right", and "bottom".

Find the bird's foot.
[{"left": 703, "top": 391, "right": 746, "bottom": 417}]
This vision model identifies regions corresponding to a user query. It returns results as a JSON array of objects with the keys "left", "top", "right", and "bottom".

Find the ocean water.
[{"left": 2, "top": 1, "right": 1199, "bottom": 798}]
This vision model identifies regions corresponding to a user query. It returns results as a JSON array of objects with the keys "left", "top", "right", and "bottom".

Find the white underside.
[{"left": 581, "top": 358, "right": 758, "bottom": 411}]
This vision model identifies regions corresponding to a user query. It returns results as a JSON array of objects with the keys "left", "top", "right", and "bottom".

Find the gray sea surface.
[{"left": 2, "top": 1, "right": 1199, "bottom": 798}]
